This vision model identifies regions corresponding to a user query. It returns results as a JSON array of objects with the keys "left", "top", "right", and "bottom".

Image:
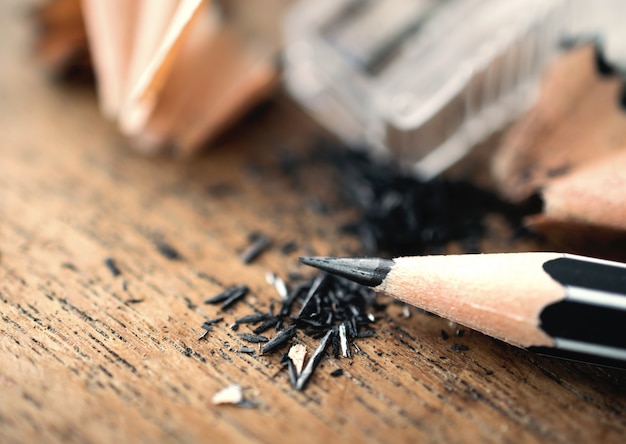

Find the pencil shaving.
[
  {"left": 525, "top": 150, "right": 626, "bottom": 255},
  {"left": 41, "top": 0, "right": 279, "bottom": 155},
  {"left": 540, "top": 150, "right": 626, "bottom": 232},
  {"left": 492, "top": 44, "right": 626, "bottom": 202}
]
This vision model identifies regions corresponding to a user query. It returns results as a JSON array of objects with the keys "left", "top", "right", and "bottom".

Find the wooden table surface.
[{"left": 2, "top": 2, "right": 626, "bottom": 443}]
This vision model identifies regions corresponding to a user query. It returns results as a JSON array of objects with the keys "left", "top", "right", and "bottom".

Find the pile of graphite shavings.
[{"left": 201, "top": 269, "right": 383, "bottom": 393}]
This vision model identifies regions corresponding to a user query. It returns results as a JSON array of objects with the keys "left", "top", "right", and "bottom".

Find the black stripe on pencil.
[{"left": 299, "top": 253, "right": 626, "bottom": 369}]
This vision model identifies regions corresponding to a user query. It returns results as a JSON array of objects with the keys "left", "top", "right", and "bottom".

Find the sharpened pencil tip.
[{"left": 299, "top": 256, "right": 394, "bottom": 287}]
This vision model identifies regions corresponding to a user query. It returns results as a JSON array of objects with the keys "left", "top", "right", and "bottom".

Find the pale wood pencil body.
[{"left": 378, "top": 253, "right": 566, "bottom": 347}]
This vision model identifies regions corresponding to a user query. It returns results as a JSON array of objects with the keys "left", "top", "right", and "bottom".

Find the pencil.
[{"left": 299, "top": 253, "right": 626, "bottom": 369}]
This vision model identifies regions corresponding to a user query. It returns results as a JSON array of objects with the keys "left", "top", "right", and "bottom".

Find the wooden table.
[{"left": 2, "top": 2, "right": 626, "bottom": 443}]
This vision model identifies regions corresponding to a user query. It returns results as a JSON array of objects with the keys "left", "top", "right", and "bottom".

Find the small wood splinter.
[
  {"left": 211, "top": 384, "right": 243, "bottom": 405},
  {"left": 266, "top": 271, "right": 289, "bottom": 300},
  {"left": 288, "top": 344, "right": 307, "bottom": 375}
]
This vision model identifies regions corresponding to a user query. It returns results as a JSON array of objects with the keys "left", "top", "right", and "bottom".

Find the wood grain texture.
[{"left": 2, "top": 2, "right": 626, "bottom": 443}]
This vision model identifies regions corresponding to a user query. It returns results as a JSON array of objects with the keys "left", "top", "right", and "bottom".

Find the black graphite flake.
[
  {"left": 332, "top": 329, "right": 340, "bottom": 359},
  {"left": 104, "top": 257, "right": 121, "bottom": 277},
  {"left": 241, "top": 232, "right": 272, "bottom": 264},
  {"left": 204, "top": 287, "right": 240, "bottom": 304},
  {"left": 451, "top": 344, "right": 469, "bottom": 351},
  {"left": 252, "top": 317, "right": 280, "bottom": 335},
  {"left": 287, "top": 358, "right": 298, "bottom": 388},
  {"left": 280, "top": 241, "right": 298, "bottom": 255},
  {"left": 440, "top": 330, "right": 449, "bottom": 340},
  {"left": 297, "top": 273, "right": 327, "bottom": 317},
  {"left": 125, "top": 298, "right": 144, "bottom": 304},
  {"left": 239, "top": 347, "right": 255, "bottom": 354},
  {"left": 201, "top": 318, "right": 223, "bottom": 330},
  {"left": 330, "top": 368, "right": 343, "bottom": 377},
  {"left": 262, "top": 325, "right": 297, "bottom": 354},
  {"left": 221, "top": 285, "right": 249, "bottom": 310},
  {"left": 155, "top": 240, "right": 182, "bottom": 260},
  {"left": 279, "top": 352, "right": 291, "bottom": 367},
  {"left": 279, "top": 282, "right": 307, "bottom": 317},
  {"left": 203, "top": 285, "right": 249, "bottom": 310},
  {"left": 61, "top": 262, "right": 78, "bottom": 271},
  {"left": 235, "top": 313, "right": 269, "bottom": 325},
  {"left": 295, "top": 329, "right": 333, "bottom": 391},
  {"left": 198, "top": 317, "right": 224, "bottom": 340},
  {"left": 238, "top": 333, "right": 269, "bottom": 343}
]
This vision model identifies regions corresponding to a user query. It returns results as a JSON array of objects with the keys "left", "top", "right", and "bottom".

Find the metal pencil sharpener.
[{"left": 284, "top": 0, "right": 626, "bottom": 179}]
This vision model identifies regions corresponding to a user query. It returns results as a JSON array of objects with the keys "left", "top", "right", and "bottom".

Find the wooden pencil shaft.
[
  {"left": 379, "top": 252, "right": 564, "bottom": 348},
  {"left": 377, "top": 253, "right": 626, "bottom": 368}
]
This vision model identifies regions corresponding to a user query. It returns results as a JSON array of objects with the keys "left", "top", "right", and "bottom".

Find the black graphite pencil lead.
[{"left": 298, "top": 257, "right": 394, "bottom": 287}]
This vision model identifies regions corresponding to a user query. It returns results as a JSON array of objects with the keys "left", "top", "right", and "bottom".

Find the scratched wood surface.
[{"left": 2, "top": 2, "right": 626, "bottom": 443}]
